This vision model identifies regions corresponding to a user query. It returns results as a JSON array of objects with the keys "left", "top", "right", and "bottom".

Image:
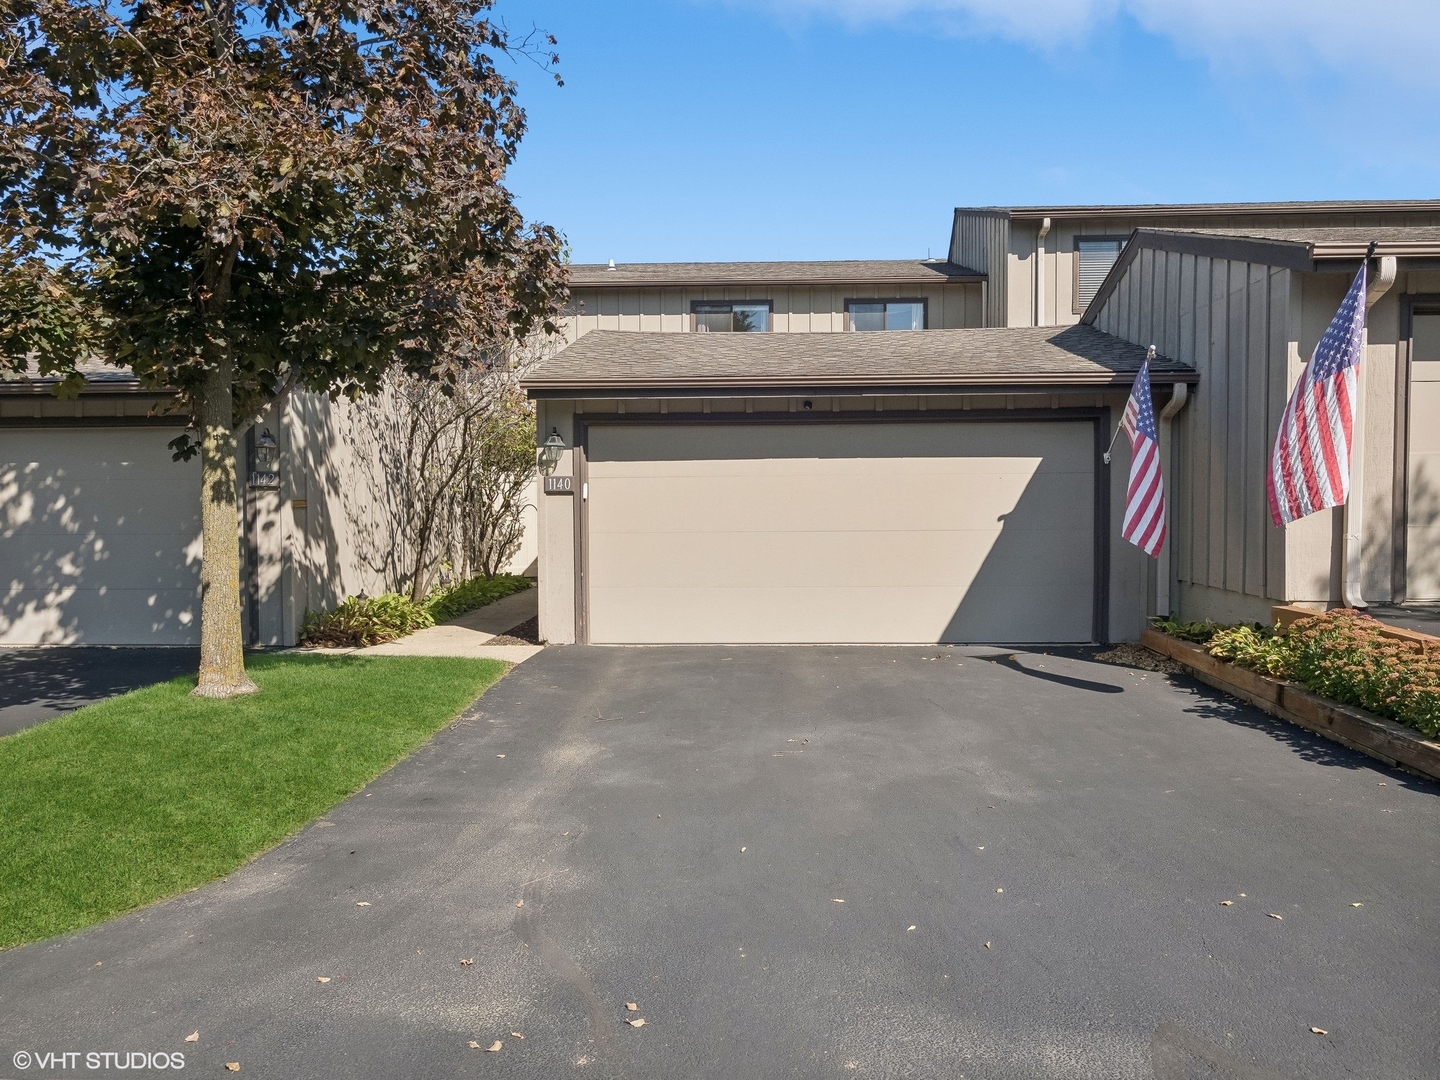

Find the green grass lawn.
[{"left": 0, "top": 653, "right": 507, "bottom": 951}]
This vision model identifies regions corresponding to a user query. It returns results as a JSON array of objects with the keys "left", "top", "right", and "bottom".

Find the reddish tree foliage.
[{"left": 1, "top": 0, "right": 568, "bottom": 694}]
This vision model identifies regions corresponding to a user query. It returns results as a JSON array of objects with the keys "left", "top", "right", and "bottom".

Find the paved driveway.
[
  {"left": 0, "top": 647, "right": 199, "bottom": 737},
  {"left": 1, "top": 646, "right": 1436, "bottom": 1079}
]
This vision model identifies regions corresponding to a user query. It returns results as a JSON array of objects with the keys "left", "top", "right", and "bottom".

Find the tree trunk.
[{"left": 192, "top": 355, "right": 258, "bottom": 698}]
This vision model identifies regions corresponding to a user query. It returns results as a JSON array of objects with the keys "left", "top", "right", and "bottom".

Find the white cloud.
[{"left": 746, "top": 0, "right": 1440, "bottom": 85}]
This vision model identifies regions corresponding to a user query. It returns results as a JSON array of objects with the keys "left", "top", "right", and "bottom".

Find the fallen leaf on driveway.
[
  {"left": 511, "top": 1032, "right": 525, "bottom": 1039},
  {"left": 224, "top": 1064, "right": 240, "bottom": 1073},
  {"left": 626, "top": 1003, "right": 638, "bottom": 1011},
  {"left": 355, "top": 901, "right": 371, "bottom": 907},
  {"left": 516, "top": 899, "right": 524, "bottom": 908},
  {"left": 1351, "top": 902, "right": 1364, "bottom": 907},
  {"left": 627, "top": 1018, "right": 646, "bottom": 1028},
  {"left": 1267, "top": 913, "right": 1283, "bottom": 920},
  {"left": 984, "top": 942, "right": 991, "bottom": 949},
  {"left": 468, "top": 1041, "right": 481, "bottom": 1049},
  {"left": 184, "top": 1032, "right": 199, "bottom": 1043},
  {"left": 832, "top": 898, "right": 845, "bottom": 903},
  {"left": 486, "top": 1040, "right": 503, "bottom": 1052},
  {"left": 316, "top": 977, "right": 331, "bottom": 983},
  {"left": 907, "top": 926, "right": 916, "bottom": 932},
  {"left": 996, "top": 888, "right": 1003, "bottom": 893},
  {"left": 740, "top": 847, "right": 746, "bottom": 852},
  {"left": 1310, "top": 1027, "right": 1329, "bottom": 1036},
  {"left": 496, "top": 754, "right": 505, "bottom": 758},
  {"left": 1220, "top": 901, "right": 1234, "bottom": 906},
  {"left": 460, "top": 958, "right": 474, "bottom": 966}
]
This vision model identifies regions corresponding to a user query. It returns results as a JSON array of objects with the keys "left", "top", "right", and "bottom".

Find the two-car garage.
[{"left": 583, "top": 419, "right": 1098, "bottom": 644}]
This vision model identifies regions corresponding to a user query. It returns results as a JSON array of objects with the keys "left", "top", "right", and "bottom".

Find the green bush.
[
  {"left": 1160, "top": 610, "right": 1440, "bottom": 738},
  {"left": 424, "top": 573, "right": 532, "bottom": 622},
  {"left": 1204, "top": 623, "right": 1296, "bottom": 678},
  {"left": 299, "top": 593, "right": 435, "bottom": 648},
  {"left": 1150, "top": 616, "right": 1225, "bottom": 644},
  {"left": 1285, "top": 611, "right": 1440, "bottom": 738}
]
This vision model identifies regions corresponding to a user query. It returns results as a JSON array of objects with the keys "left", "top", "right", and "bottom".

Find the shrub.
[
  {"left": 299, "top": 594, "right": 435, "bottom": 648},
  {"left": 424, "top": 573, "right": 532, "bottom": 623},
  {"left": 1150, "top": 617, "right": 1225, "bottom": 644},
  {"left": 1204, "top": 623, "right": 1296, "bottom": 678},
  {"left": 1285, "top": 611, "right": 1440, "bottom": 738}
]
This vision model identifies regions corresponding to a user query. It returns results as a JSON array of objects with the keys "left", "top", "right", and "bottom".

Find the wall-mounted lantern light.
[
  {"left": 537, "top": 428, "right": 566, "bottom": 475},
  {"left": 249, "top": 427, "right": 281, "bottom": 490}
]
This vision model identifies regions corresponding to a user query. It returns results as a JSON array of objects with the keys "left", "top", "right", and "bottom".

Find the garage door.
[
  {"left": 586, "top": 421, "right": 1095, "bottom": 644},
  {"left": 0, "top": 428, "right": 201, "bottom": 644}
]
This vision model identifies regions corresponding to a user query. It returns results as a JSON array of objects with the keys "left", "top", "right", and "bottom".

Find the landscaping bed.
[
  {"left": 0, "top": 653, "right": 507, "bottom": 951},
  {"left": 1141, "top": 610, "right": 1440, "bottom": 781},
  {"left": 299, "top": 574, "right": 532, "bottom": 647}
]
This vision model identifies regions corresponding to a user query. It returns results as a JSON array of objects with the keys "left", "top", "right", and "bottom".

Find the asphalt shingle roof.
[
  {"left": 566, "top": 259, "right": 982, "bottom": 287},
  {"left": 522, "top": 325, "right": 1196, "bottom": 395}
]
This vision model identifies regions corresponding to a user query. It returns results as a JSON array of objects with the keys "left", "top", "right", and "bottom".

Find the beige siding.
[
  {"left": 561, "top": 282, "right": 982, "bottom": 343},
  {"left": 1092, "top": 251, "right": 1419, "bottom": 621},
  {"left": 950, "top": 211, "right": 1009, "bottom": 327},
  {"left": 1093, "top": 252, "right": 1292, "bottom": 617}
]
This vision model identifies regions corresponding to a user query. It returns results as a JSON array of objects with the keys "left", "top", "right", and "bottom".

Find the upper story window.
[
  {"left": 1074, "top": 237, "right": 1127, "bottom": 313},
  {"left": 692, "top": 301, "right": 771, "bottom": 332},
  {"left": 846, "top": 299, "right": 926, "bottom": 331}
]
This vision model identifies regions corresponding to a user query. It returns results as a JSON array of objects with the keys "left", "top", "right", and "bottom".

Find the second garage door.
[{"left": 585, "top": 420, "right": 1096, "bottom": 644}]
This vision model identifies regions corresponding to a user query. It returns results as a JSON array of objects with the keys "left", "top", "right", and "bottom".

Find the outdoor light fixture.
[
  {"left": 537, "top": 428, "right": 566, "bottom": 475},
  {"left": 249, "top": 427, "right": 280, "bottom": 490}
]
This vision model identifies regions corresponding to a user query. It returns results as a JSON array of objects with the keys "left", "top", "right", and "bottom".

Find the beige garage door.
[
  {"left": 0, "top": 428, "right": 201, "bottom": 644},
  {"left": 586, "top": 421, "right": 1095, "bottom": 644}
]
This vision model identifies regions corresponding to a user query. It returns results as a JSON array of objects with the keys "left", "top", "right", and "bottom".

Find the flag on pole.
[
  {"left": 1267, "top": 265, "right": 1367, "bottom": 526},
  {"left": 1120, "top": 360, "right": 1167, "bottom": 557}
]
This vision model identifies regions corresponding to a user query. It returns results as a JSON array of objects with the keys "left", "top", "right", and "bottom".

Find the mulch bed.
[{"left": 486, "top": 616, "right": 541, "bottom": 646}]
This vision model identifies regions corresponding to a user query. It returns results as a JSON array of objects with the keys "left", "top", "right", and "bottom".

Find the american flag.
[
  {"left": 1268, "top": 265, "right": 1367, "bottom": 526},
  {"left": 1120, "top": 360, "right": 1167, "bottom": 558}
]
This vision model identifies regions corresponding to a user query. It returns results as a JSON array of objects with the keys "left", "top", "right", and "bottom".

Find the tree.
[{"left": 0, "top": 0, "right": 568, "bottom": 695}]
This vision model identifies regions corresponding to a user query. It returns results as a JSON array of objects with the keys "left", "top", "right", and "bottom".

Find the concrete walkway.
[{"left": 356, "top": 586, "right": 543, "bottom": 662}]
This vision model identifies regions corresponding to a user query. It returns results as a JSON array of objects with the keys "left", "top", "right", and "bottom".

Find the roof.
[
  {"left": 1165, "top": 224, "right": 1440, "bottom": 259},
  {"left": 0, "top": 359, "right": 147, "bottom": 393},
  {"left": 566, "top": 259, "right": 983, "bottom": 288},
  {"left": 522, "top": 325, "right": 1197, "bottom": 398},
  {"left": 957, "top": 199, "right": 1440, "bottom": 222}
]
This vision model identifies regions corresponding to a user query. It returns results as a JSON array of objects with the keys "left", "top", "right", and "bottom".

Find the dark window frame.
[
  {"left": 1072, "top": 235, "right": 1130, "bottom": 315},
  {"left": 689, "top": 299, "right": 774, "bottom": 333},
  {"left": 843, "top": 297, "right": 929, "bottom": 331}
]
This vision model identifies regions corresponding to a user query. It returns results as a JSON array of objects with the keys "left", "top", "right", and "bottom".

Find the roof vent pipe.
[
  {"left": 1343, "top": 252, "right": 1398, "bottom": 609},
  {"left": 1035, "top": 217, "right": 1051, "bottom": 328},
  {"left": 607, "top": 259, "right": 616, "bottom": 271}
]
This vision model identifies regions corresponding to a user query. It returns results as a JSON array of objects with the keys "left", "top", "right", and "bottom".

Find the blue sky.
[{"left": 496, "top": 1, "right": 1440, "bottom": 264}]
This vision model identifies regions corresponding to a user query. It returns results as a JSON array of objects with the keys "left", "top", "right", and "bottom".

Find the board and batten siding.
[
  {"left": 1091, "top": 246, "right": 1422, "bottom": 621},
  {"left": 949, "top": 210, "right": 1009, "bottom": 328},
  {"left": 561, "top": 283, "right": 982, "bottom": 343},
  {"left": 1090, "top": 247, "right": 1294, "bottom": 622}
]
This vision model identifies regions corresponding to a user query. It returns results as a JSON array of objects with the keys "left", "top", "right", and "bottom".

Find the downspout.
[
  {"left": 1156, "top": 381, "right": 1189, "bottom": 618},
  {"left": 1035, "top": 217, "right": 1051, "bottom": 328},
  {"left": 1343, "top": 253, "right": 1398, "bottom": 609}
]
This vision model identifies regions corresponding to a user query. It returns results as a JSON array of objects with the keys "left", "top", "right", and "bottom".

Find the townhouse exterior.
[
  {"left": 526, "top": 200, "right": 1440, "bottom": 646},
  {"left": 4, "top": 198, "right": 1437, "bottom": 647}
]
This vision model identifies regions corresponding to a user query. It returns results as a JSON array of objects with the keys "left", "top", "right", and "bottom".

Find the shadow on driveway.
[{"left": 0, "top": 647, "right": 199, "bottom": 737}]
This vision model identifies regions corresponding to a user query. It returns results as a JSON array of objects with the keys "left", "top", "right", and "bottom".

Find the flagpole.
[{"left": 1104, "top": 346, "right": 1156, "bottom": 464}]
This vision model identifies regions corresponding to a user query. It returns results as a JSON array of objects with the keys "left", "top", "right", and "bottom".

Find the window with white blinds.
[{"left": 1074, "top": 237, "right": 1126, "bottom": 312}]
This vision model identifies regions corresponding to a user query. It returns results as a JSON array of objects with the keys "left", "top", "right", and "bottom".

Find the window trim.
[
  {"left": 689, "top": 299, "right": 773, "bottom": 333},
  {"left": 843, "top": 297, "right": 929, "bottom": 331},
  {"left": 1071, "top": 235, "right": 1129, "bottom": 315}
]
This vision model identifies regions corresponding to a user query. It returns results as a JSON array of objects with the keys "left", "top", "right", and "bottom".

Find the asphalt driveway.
[
  {"left": 0, "top": 647, "right": 200, "bottom": 737},
  {"left": 1, "top": 646, "right": 1436, "bottom": 1079}
]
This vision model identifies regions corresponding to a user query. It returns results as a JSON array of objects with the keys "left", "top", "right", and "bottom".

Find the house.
[
  {"left": 0, "top": 370, "right": 537, "bottom": 646},
  {"left": 524, "top": 200, "right": 1440, "bottom": 645}
]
